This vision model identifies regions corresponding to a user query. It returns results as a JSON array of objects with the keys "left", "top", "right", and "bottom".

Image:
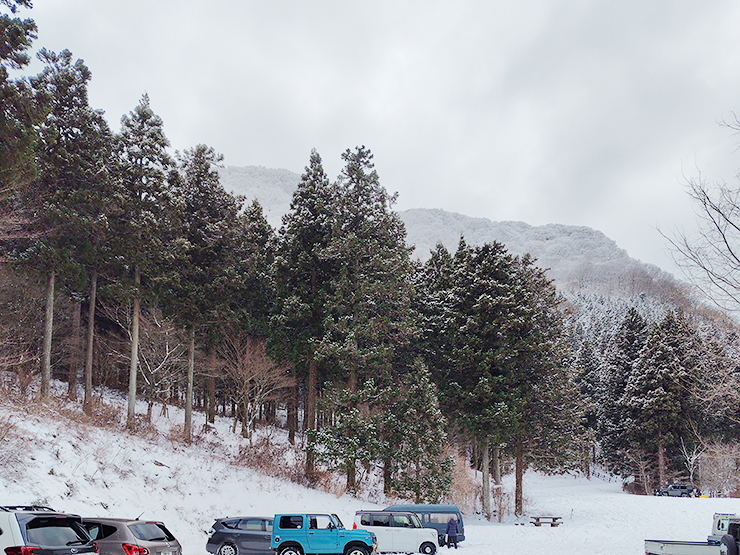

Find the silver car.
[{"left": 82, "top": 518, "right": 181, "bottom": 555}]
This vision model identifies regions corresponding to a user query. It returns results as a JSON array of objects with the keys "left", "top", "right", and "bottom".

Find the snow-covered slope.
[{"left": 1, "top": 386, "right": 736, "bottom": 555}]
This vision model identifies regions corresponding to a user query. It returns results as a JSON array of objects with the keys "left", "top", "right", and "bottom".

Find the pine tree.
[
  {"left": 20, "top": 49, "right": 113, "bottom": 399},
  {"left": 318, "top": 146, "right": 415, "bottom": 491},
  {"left": 597, "top": 307, "right": 648, "bottom": 473},
  {"left": 114, "top": 94, "right": 172, "bottom": 427},
  {"left": 383, "top": 359, "right": 452, "bottom": 502},
  {"left": 269, "top": 149, "right": 336, "bottom": 459},
  {"left": 162, "top": 144, "right": 241, "bottom": 440},
  {"left": 0, "top": 0, "right": 40, "bottom": 192},
  {"left": 621, "top": 310, "right": 704, "bottom": 489}
]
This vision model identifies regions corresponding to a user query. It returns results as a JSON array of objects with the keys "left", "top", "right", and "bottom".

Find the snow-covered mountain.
[{"left": 220, "top": 165, "right": 679, "bottom": 297}]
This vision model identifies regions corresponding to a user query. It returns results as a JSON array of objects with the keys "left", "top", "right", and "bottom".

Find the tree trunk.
[
  {"left": 482, "top": 437, "right": 491, "bottom": 519},
  {"left": 41, "top": 270, "right": 55, "bottom": 399},
  {"left": 207, "top": 352, "right": 216, "bottom": 424},
  {"left": 287, "top": 382, "right": 297, "bottom": 445},
  {"left": 127, "top": 267, "right": 140, "bottom": 428},
  {"left": 184, "top": 327, "right": 195, "bottom": 442},
  {"left": 493, "top": 444, "right": 501, "bottom": 485},
  {"left": 83, "top": 272, "right": 97, "bottom": 411},
  {"left": 515, "top": 437, "right": 524, "bottom": 516},
  {"left": 657, "top": 438, "right": 666, "bottom": 488},
  {"left": 306, "top": 355, "right": 318, "bottom": 475},
  {"left": 67, "top": 297, "right": 81, "bottom": 400}
]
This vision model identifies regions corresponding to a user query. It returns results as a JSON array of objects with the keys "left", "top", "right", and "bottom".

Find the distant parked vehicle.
[
  {"left": 81, "top": 518, "right": 181, "bottom": 555},
  {"left": 383, "top": 505, "right": 464, "bottom": 547},
  {"left": 654, "top": 483, "right": 701, "bottom": 497},
  {"left": 353, "top": 511, "right": 436, "bottom": 554},
  {"left": 0, "top": 505, "right": 99, "bottom": 555},
  {"left": 645, "top": 512, "right": 737, "bottom": 555},
  {"left": 206, "top": 517, "right": 273, "bottom": 555}
]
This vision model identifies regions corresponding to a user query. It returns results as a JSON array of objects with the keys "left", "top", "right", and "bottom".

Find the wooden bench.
[{"left": 531, "top": 516, "right": 562, "bottom": 527}]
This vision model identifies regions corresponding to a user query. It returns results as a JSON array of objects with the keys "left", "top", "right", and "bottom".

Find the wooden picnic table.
[{"left": 531, "top": 516, "right": 562, "bottom": 527}]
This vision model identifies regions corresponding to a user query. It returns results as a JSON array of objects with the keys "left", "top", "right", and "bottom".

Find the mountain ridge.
[{"left": 219, "top": 165, "right": 678, "bottom": 297}]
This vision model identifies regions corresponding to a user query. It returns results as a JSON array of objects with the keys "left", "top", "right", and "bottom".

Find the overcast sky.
[{"left": 21, "top": 0, "right": 740, "bottom": 275}]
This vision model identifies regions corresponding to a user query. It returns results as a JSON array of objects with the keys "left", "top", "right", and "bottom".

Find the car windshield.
[
  {"left": 25, "top": 518, "right": 89, "bottom": 547},
  {"left": 129, "top": 523, "right": 175, "bottom": 542},
  {"left": 410, "top": 515, "right": 423, "bottom": 528},
  {"left": 331, "top": 514, "right": 344, "bottom": 529}
]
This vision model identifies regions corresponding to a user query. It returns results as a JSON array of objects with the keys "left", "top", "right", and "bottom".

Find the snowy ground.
[{"left": 1, "top": 385, "right": 737, "bottom": 555}]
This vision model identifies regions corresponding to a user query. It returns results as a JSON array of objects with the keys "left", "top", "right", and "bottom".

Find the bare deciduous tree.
[
  {"left": 218, "top": 331, "right": 293, "bottom": 445},
  {"left": 666, "top": 114, "right": 740, "bottom": 313}
]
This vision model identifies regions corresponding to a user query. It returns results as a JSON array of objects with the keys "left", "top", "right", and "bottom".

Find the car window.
[
  {"left": 279, "top": 516, "right": 302, "bottom": 529},
  {"left": 221, "top": 520, "right": 239, "bottom": 529},
  {"left": 372, "top": 515, "right": 390, "bottom": 527},
  {"left": 410, "top": 515, "right": 423, "bottom": 528},
  {"left": 264, "top": 520, "right": 273, "bottom": 533},
  {"left": 25, "top": 519, "right": 89, "bottom": 547},
  {"left": 428, "top": 514, "right": 458, "bottom": 525},
  {"left": 85, "top": 524, "right": 117, "bottom": 541},
  {"left": 360, "top": 515, "right": 371, "bottom": 526},
  {"left": 128, "top": 523, "right": 175, "bottom": 542},
  {"left": 392, "top": 515, "right": 414, "bottom": 528},
  {"left": 238, "top": 520, "right": 263, "bottom": 531},
  {"left": 309, "top": 516, "right": 333, "bottom": 530}
]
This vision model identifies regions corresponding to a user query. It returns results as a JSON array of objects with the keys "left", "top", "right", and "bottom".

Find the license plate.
[{"left": 161, "top": 551, "right": 171, "bottom": 555}]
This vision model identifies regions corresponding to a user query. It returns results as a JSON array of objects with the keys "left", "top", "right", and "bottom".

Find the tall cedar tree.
[
  {"left": 270, "top": 149, "right": 335, "bottom": 459},
  {"left": 313, "top": 146, "right": 415, "bottom": 492},
  {"left": 503, "top": 254, "right": 579, "bottom": 516},
  {"left": 163, "top": 144, "right": 241, "bottom": 441},
  {"left": 114, "top": 94, "right": 172, "bottom": 427},
  {"left": 220, "top": 200, "right": 277, "bottom": 430},
  {"left": 23, "top": 50, "right": 112, "bottom": 399},
  {"left": 0, "top": 0, "right": 39, "bottom": 196},
  {"left": 621, "top": 310, "right": 703, "bottom": 488},
  {"left": 597, "top": 307, "right": 648, "bottom": 474}
]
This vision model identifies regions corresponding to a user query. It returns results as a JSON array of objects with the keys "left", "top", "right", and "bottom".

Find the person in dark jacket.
[{"left": 445, "top": 518, "right": 459, "bottom": 549}]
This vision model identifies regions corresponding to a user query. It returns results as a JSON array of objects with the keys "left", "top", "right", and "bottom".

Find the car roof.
[
  {"left": 217, "top": 516, "right": 273, "bottom": 520},
  {"left": 81, "top": 518, "right": 164, "bottom": 524},
  {"left": 1, "top": 506, "right": 58, "bottom": 513}
]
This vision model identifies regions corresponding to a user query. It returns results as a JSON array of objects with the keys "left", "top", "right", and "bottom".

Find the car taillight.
[
  {"left": 122, "top": 545, "right": 149, "bottom": 555},
  {"left": 5, "top": 547, "right": 41, "bottom": 555},
  {"left": 353, "top": 523, "right": 357, "bottom": 529},
  {"left": 93, "top": 542, "right": 99, "bottom": 554}
]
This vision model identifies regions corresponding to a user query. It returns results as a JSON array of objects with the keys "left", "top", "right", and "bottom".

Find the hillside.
[
  {"left": 220, "top": 165, "right": 680, "bottom": 296},
  {"left": 1, "top": 385, "right": 736, "bottom": 555}
]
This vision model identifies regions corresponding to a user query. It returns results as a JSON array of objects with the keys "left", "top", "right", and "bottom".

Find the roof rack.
[{"left": 0, "top": 506, "right": 56, "bottom": 512}]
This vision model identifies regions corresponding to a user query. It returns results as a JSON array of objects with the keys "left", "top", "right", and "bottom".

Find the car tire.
[
  {"left": 420, "top": 542, "right": 436, "bottom": 555},
  {"left": 720, "top": 534, "right": 738, "bottom": 555},
  {"left": 279, "top": 546, "right": 303, "bottom": 555},
  {"left": 344, "top": 545, "right": 369, "bottom": 555},
  {"left": 218, "top": 544, "right": 237, "bottom": 555}
]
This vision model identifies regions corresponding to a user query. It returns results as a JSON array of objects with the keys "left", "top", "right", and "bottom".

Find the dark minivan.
[{"left": 383, "top": 505, "right": 464, "bottom": 547}]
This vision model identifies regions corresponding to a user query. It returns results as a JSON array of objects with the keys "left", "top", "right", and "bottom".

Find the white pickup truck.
[{"left": 645, "top": 513, "right": 738, "bottom": 555}]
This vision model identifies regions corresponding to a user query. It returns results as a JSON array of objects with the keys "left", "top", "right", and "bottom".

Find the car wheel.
[
  {"left": 720, "top": 534, "right": 738, "bottom": 555},
  {"left": 218, "top": 544, "right": 237, "bottom": 555},
  {"left": 344, "top": 545, "right": 369, "bottom": 555},
  {"left": 280, "top": 546, "right": 303, "bottom": 555},
  {"left": 420, "top": 542, "right": 436, "bottom": 555}
]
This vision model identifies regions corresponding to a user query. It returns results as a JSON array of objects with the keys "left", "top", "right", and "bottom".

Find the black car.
[
  {"left": 206, "top": 517, "right": 273, "bottom": 555},
  {"left": 0, "top": 506, "right": 99, "bottom": 555},
  {"left": 654, "top": 483, "right": 701, "bottom": 497}
]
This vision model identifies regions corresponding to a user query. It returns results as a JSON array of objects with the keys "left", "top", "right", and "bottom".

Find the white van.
[{"left": 353, "top": 511, "right": 437, "bottom": 555}]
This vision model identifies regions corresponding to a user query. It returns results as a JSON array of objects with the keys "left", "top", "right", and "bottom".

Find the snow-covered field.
[{"left": 1, "top": 386, "right": 738, "bottom": 555}]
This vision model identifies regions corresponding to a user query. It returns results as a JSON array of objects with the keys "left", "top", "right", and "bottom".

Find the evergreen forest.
[{"left": 4, "top": 1, "right": 740, "bottom": 517}]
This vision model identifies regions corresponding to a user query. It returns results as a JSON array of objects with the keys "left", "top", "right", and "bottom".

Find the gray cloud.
[{"left": 24, "top": 0, "right": 740, "bottom": 275}]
